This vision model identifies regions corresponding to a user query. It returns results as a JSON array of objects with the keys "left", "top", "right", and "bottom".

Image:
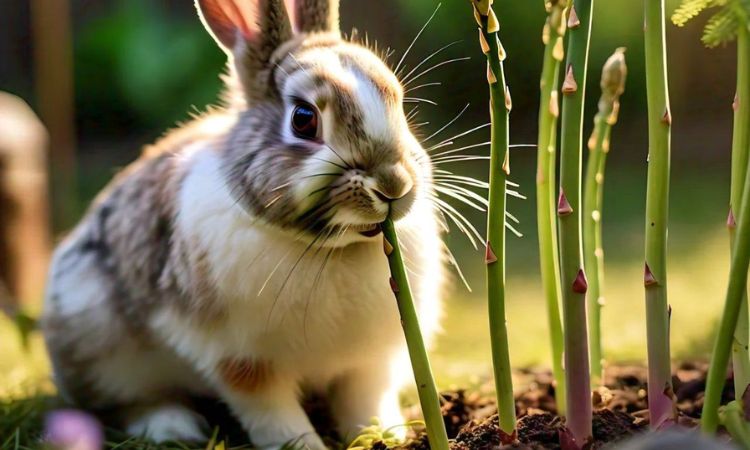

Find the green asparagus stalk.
[
  {"left": 381, "top": 217, "right": 449, "bottom": 450},
  {"left": 703, "top": 171, "right": 750, "bottom": 433},
  {"left": 557, "top": 0, "right": 594, "bottom": 446},
  {"left": 643, "top": 0, "right": 677, "bottom": 429},
  {"left": 469, "top": 0, "right": 517, "bottom": 440},
  {"left": 536, "top": 0, "right": 567, "bottom": 414},
  {"left": 729, "top": 26, "right": 750, "bottom": 409},
  {"left": 702, "top": 25, "right": 750, "bottom": 433},
  {"left": 583, "top": 48, "right": 627, "bottom": 387}
]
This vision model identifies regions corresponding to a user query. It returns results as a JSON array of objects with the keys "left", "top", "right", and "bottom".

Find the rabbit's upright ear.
[
  {"left": 288, "top": 0, "right": 340, "bottom": 34},
  {"left": 196, "top": 0, "right": 296, "bottom": 59}
]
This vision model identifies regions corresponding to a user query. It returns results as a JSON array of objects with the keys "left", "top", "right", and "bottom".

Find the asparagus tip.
[
  {"left": 601, "top": 48, "right": 627, "bottom": 100},
  {"left": 644, "top": 263, "right": 658, "bottom": 286},
  {"left": 572, "top": 269, "right": 588, "bottom": 294},
  {"left": 557, "top": 190, "right": 574, "bottom": 216},
  {"left": 567, "top": 5, "right": 581, "bottom": 29},
  {"left": 562, "top": 65, "right": 578, "bottom": 94},
  {"left": 485, "top": 241, "right": 498, "bottom": 264}
]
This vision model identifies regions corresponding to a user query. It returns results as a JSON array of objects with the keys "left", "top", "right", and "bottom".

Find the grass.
[{"left": 0, "top": 166, "right": 733, "bottom": 447}]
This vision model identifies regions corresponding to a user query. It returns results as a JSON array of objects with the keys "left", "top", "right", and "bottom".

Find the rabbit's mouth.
[
  {"left": 348, "top": 223, "right": 382, "bottom": 237},
  {"left": 357, "top": 223, "right": 382, "bottom": 238}
]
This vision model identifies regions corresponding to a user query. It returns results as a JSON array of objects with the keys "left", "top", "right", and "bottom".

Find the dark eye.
[{"left": 291, "top": 103, "right": 319, "bottom": 140}]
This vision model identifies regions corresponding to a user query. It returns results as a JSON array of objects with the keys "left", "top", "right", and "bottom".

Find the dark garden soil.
[{"left": 385, "top": 362, "right": 735, "bottom": 450}]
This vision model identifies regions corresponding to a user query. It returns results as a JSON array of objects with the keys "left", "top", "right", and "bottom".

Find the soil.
[{"left": 389, "top": 362, "right": 734, "bottom": 450}]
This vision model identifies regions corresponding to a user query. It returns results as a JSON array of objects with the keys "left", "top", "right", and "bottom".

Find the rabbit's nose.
[{"left": 372, "top": 165, "right": 414, "bottom": 203}]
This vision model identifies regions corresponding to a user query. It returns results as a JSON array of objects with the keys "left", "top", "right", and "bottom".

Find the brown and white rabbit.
[{"left": 42, "top": 0, "right": 445, "bottom": 448}]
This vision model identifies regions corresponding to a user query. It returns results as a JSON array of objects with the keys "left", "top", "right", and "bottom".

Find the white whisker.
[
  {"left": 401, "top": 40, "right": 463, "bottom": 84},
  {"left": 394, "top": 3, "right": 442, "bottom": 76},
  {"left": 404, "top": 97, "right": 438, "bottom": 106},
  {"left": 402, "top": 57, "right": 472, "bottom": 88},
  {"left": 506, "top": 222, "right": 523, "bottom": 238},
  {"left": 431, "top": 141, "right": 490, "bottom": 158},
  {"left": 445, "top": 245, "right": 472, "bottom": 292},
  {"left": 405, "top": 82, "right": 442, "bottom": 94},
  {"left": 422, "top": 103, "right": 470, "bottom": 143},
  {"left": 434, "top": 185, "right": 486, "bottom": 211},
  {"left": 429, "top": 123, "right": 491, "bottom": 150}
]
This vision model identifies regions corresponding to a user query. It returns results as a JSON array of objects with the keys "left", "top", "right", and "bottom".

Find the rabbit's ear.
[
  {"left": 196, "top": 0, "right": 296, "bottom": 55},
  {"left": 288, "top": 0, "right": 340, "bottom": 34}
]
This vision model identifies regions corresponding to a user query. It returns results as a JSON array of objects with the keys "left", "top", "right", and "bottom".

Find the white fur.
[
  {"left": 126, "top": 404, "right": 208, "bottom": 443},
  {"left": 143, "top": 144, "right": 442, "bottom": 448}
]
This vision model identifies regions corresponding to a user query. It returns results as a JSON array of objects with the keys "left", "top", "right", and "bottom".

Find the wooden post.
[
  {"left": 0, "top": 93, "right": 51, "bottom": 310},
  {"left": 30, "top": 0, "right": 77, "bottom": 229}
]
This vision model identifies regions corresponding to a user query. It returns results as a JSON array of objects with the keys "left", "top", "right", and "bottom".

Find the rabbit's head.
[{"left": 197, "top": 0, "right": 432, "bottom": 245}]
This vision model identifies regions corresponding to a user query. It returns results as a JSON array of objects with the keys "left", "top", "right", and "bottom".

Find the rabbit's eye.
[{"left": 292, "top": 104, "right": 319, "bottom": 140}]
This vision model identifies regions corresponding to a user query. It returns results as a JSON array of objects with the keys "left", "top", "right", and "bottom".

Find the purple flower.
[{"left": 44, "top": 409, "right": 103, "bottom": 450}]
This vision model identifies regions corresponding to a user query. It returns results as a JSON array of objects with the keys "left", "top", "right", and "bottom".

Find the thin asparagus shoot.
[
  {"left": 702, "top": 25, "right": 750, "bottom": 434},
  {"left": 469, "top": 0, "right": 517, "bottom": 440},
  {"left": 583, "top": 48, "right": 627, "bottom": 387},
  {"left": 557, "top": 0, "right": 594, "bottom": 445},
  {"left": 728, "top": 25, "right": 750, "bottom": 409},
  {"left": 703, "top": 171, "right": 750, "bottom": 432},
  {"left": 381, "top": 217, "right": 449, "bottom": 450},
  {"left": 643, "top": 0, "right": 677, "bottom": 429},
  {"left": 536, "top": 0, "right": 567, "bottom": 414}
]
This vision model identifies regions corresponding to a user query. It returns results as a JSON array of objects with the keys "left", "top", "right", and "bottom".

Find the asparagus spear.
[
  {"left": 557, "top": 0, "right": 595, "bottom": 445},
  {"left": 583, "top": 48, "right": 627, "bottom": 387},
  {"left": 381, "top": 217, "right": 450, "bottom": 450},
  {"left": 469, "top": 0, "right": 517, "bottom": 441},
  {"left": 536, "top": 0, "right": 567, "bottom": 413}
]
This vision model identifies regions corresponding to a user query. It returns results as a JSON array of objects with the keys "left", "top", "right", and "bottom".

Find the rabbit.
[{"left": 41, "top": 0, "right": 446, "bottom": 448}]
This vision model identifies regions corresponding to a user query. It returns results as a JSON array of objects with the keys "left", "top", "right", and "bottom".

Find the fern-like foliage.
[{"left": 672, "top": 0, "right": 750, "bottom": 47}]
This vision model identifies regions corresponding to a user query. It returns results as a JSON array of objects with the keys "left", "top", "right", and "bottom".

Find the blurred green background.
[{"left": 0, "top": 0, "right": 740, "bottom": 395}]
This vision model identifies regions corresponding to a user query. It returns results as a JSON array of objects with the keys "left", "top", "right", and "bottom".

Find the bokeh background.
[{"left": 0, "top": 0, "right": 740, "bottom": 396}]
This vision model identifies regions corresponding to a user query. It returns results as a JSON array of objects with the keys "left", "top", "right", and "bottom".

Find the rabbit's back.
[{"left": 41, "top": 113, "right": 235, "bottom": 407}]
